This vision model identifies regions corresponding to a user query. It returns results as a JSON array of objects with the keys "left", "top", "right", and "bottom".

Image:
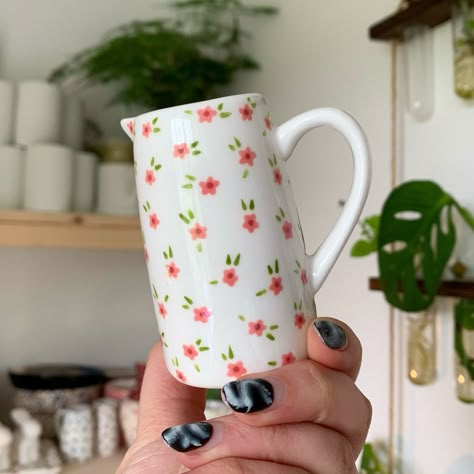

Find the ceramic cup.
[
  {"left": 23, "top": 144, "right": 74, "bottom": 212},
  {"left": 0, "top": 146, "right": 23, "bottom": 209},
  {"left": 0, "top": 80, "right": 15, "bottom": 145},
  {"left": 121, "top": 93, "right": 371, "bottom": 388},
  {"left": 73, "top": 151, "right": 97, "bottom": 212},
  {"left": 94, "top": 399, "right": 119, "bottom": 458},
  {"left": 15, "top": 80, "right": 61, "bottom": 146},
  {"left": 61, "top": 95, "right": 84, "bottom": 150},
  {"left": 97, "top": 162, "right": 138, "bottom": 215},
  {"left": 55, "top": 404, "right": 93, "bottom": 463}
]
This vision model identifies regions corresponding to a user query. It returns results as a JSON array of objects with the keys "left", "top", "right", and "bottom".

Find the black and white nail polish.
[
  {"left": 314, "top": 320, "right": 347, "bottom": 350},
  {"left": 222, "top": 378, "right": 274, "bottom": 413},
  {"left": 161, "top": 421, "right": 213, "bottom": 453}
]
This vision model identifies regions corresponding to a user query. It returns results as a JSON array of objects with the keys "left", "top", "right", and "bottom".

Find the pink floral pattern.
[
  {"left": 239, "top": 147, "right": 256, "bottom": 166},
  {"left": 189, "top": 223, "right": 207, "bottom": 240},
  {"left": 193, "top": 306, "right": 212, "bottom": 323},
  {"left": 144, "top": 247, "right": 149, "bottom": 263},
  {"left": 173, "top": 143, "right": 190, "bottom": 159},
  {"left": 301, "top": 270, "right": 308, "bottom": 286},
  {"left": 149, "top": 213, "right": 160, "bottom": 229},
  {"left": 282, "top": 352, "right": 296, "bottom": 366},
  {"left": 199, "top": 177, "right": 220, "bottom": 196},
  {"left": 294, "top": 313, "right": 306, "bottom": 330},
  {"left": 127, "top": 121, "right": 135, "bottom": 135},
  {"left": 158, "top": 302, "right": 167, "bottom": 319},
  {"left": 145, "top": 169, "right": 156, "bottom": 186},
  {"left": 183, "top": 344, "right": 198, "bottom": 360},
  {"left": 248, "top": 320, "right": 267, "bottom": 336},
  {"left": 282, "top": 221, "right": 293, "bottom": 240},
  {"left": 227, "top": 361, "right": 247, "bottom": 378},
  {"left": 176, "top": 370, "right": 187, "bottom": 383},
  {"left": 269, "top": 277, "right": 283, "bottom": 295},
  {"left": 222, "top": 268, "right": 238, "bottom": 287},
  {"left": 166, "top": 262, "right": 180, "bottom": 279},
  {"left": 264, "top": 115, "right": 272, "bottom": 130},
  {"left": 273, "top": 168, "right": 282, "bottom": 185},
  {"left": 239, "top": 104, "right": 253, "bottom": 121},
  {"left": 197, "top": 106, "right": 217, "bottom": 123},
  {"left": 142, "top": 123, "right": 151, "bottom": 138}
]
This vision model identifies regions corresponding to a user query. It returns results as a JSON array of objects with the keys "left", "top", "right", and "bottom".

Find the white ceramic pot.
[
  {"left": 15, "top": 80, "right": 61, "bottom": 146},
  {"left": 0, "top": 80, "right": 15, "bottom": 145},
  {"left": 61, "top": 95, "right": 84, "bottom": 150},
  {"left": 97, "top": 162, "right": 138, "bottom": 215},
  {"left": 118, "top": 399, "right": 138, "bottom": 447},
  {"left": 121, "top": 92, "right": 371, "bottom": 388},
  {"left": 23, "top": 144, "right": 74, "bottom": 212},
  {"left": 73, "top": 151, "right": 97, "bottom": 212},
  {"left": 94, "top": 399, "right": 119, "bottom": 458},
  {"left": 0, "top": 146, "right": 24, "bottom": 209}
]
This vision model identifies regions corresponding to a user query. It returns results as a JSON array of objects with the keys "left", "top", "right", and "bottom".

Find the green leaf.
[
  {"left": 197, "top": 242, "right": 203, "bottom": 253},
  {"left": 351, "top": 240, "right": 377, "bottom": 257},
  {"left": 241, "top": 199, "right": 247, "bottom": 211},
  {"left": 228, "top": 345, "right": 234, "bottom": 359},
  {"left": 242, "top": 169, "right": 249, "bottom": 179},
  {"left": 228, "top": 144, "right": 236, "bottom": 151},
  {"left": 192, "top": 150, "right": 201, "bottom": 156},
  {"left": 238, "top": 315, "right": 246, "bottom": 321},
  {"left": 220, "top": 112, "right": 231, "bottom": 118},
  {"left": 196, "top": 339, "right": 202, "bottom": 346},
  {"left": 234, "top": 136, "right": 241, "bottom": 147},
  {"left": 217, "top": 103, "right": 223, "bottom": 111},
  {"left": 270, "top": 325, "right": 279, "bottom": 330},
  {"left": 185, "top": 174, "right": 196, "bottom": 181},
  {"left": 153, "top": 285, "right": 158, "bottom": 299},
  {"left": 169, "top": 246, "right": 173, "bottom": 258},
  {"left": 188, "top": 210, "right": 195, "bottom": 219},
  {"left": 182, "top": 304, "right": 190, "bottom": 310},
  {"left": 184, "top": 296, "right": 193, "bottom": 304},
  {"left": 153, "top": 127, "right": 160, "bottom": 133},
  {"left": 256, "top": 289, "right": 267, "bottom": 296},
  {"left": 222, "top": 354, "right": 228, "bottom": 361},
  {"left": 266, "top": 333, "right": 275, "bottom": 341},
  {"left": 154, "top": 164, "right": 161, "bottom": 171},
  {"left": 275, "top": 259, "right": 279, "bottom": 273},
  {"left": 262, "top": 130, "right": 267, "bottom": 136},
  {"left": 199, "top": 346, "right": 209, "bottom": 352},
  {"left": 184, "top": 110, "right": 193, "bottom": 115},
  {"left": 164, "top": 294, "right": 169, "bottom": 302},
  {"left": 194, "top": 364, "right": 200, "bottom": 373},
  {"left": 234, "top": 253, "right": 241, "bottom": 266},
  {"left": 191, "top": 141, "right": 199, "bottom": 148},
  {"left": 268, "top": 158, "right": 274, "bottom": 167},
  {"left": 377, "top": 180, "right": 460, "bottom": 312},
  {"left": 268, "top": 361, "right": 277, "bottom": 367},
  {"left": 276, "top": 215, "right": 282, "bottom": 222},
  {"left": 142, "top": 204, "right": 147, "bottom": 212},
  {"left": 179, "top": 213, "right": 190, "bottom": 224},
  {"left": 151, "top": 156, "right": 155, "bottom": 166},
  {"left": 209, "top": 280, "right": 218, "bottom": 285},
  {"left": 182, "top": 184, "right": 193, "bottom": 189},
  {"left": 267, "top": 265, "right": 273, "bottom": 275},
  {"left": 226, "top": 254, "right": 232, "bottom": 265},
  {"left": 249, "top": 199, "right": 255, "bottom": 210},
  {"left": 152, "top": 117, "right": 158, "bottom": 125}
]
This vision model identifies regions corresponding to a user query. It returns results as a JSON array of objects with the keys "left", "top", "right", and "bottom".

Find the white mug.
[
  {"left": 121, "top": 93, "right": 371, "bottom": 388},
  {"left": 61, "top": 94, "right": 84, "bottom": 150},
  {"left": 15, "top": 80, "right": 61, "bottom": 146},
  {"left": 55, "top": 405, "right": 93, "bottom": 464},
  {"left": 94, "top": 398, "right": 119, "bottom": 458},
  {"left": 0, "top": 146, "right": 23, "bottom": 209},
  {"left": 0, "top": 80, "right": 15, "bottom": 145},
  {"left": 73, "top": 151, "right": 97, "bottom": 212},
  {"left": 24, "top": 144, "right": 74, "bottom": 212},
  {"left": 97, "top": 162, "right": 138, "bottom": 215}
]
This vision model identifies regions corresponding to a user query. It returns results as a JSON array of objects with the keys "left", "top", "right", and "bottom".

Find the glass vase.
[
  {"left": 407, "top": 304, "right": 437, "bottom": 385},
  {"left": 452, "top": 0, "right": 474, "bottom": 99},
  {"left": 454, "top": 299, "right": 474, "bottom": 403}
]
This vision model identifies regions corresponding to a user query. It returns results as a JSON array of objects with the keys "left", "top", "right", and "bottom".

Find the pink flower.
[
  {"left": 166, "top": 262, "right": 180, "bottom": 279},
  {"left": 197, "top": 106, "right": 217, "bottom": 123},
  {"left": 144, "top": 248, "right": 149, "bottom": 263},
  {"left": 199, "top": 177, "right": 220, "bottom": 196},
  {"left": 281, "top": 352, "right": 296, "bottom": 366},
  {"left": 158, "top": 302, "right": 167, "bottom": 319},
  {"left": 127, "top": 121, "right": 135, "bottom": 135},
  {"left": 239, "top": 147, "right": 256, "bottom": 166},
  {"left": 149, "top": 213, "right": 160, "bottom": 229},
  {"left": 301, "top": 269, "right": 308, "bottom": 286},
  {"left": 227, "top": 361, "right": 248, "bottom": 378},
  {"left": 273, "top": 168, "right": 282, "bottom": 185},
  {"left": 269, "top": 276, "right": 283, "bottom": 295},
  {"left": 193, "top": 306, "right": 211, "bottom": 323},
  {"left": 294, "top": 313, "right": 306, "bottom": 330},
  {"left": 239, "top": 104, "right": 253, "bottom": 121},
  {"left": 282, "top": 220, "right": 293, "bottom": 240},
  {"left": 222, "top": 268, "right": 238, "bottom": 287},
  {"left": 264, "top": 116, "right": 272, "bottom": 130},
  {"left": 248, "top": 320, "right": 267, "bottom": 336},
  {"left": 145, "top": 169, "right": 156, "bottom": 185},
  {"left": 183, "top": 344, "right": 198, "bottom": 360},
  {"left": 189, "top": 223, "right": 207, "bottom": 240},
  {"left": 142, "top": 122, "right": 151, "bottom": 138},
  {"left": 176, "top": 370, "right": 187, "bottom": 383},
  {"left": 242, "top": 214, "right": 259, "bottom": 233},
  {"left": 173, "top": 143, "right": 190, "bottom": 159}
]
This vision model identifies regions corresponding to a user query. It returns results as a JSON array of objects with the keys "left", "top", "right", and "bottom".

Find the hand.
[{"left": 117, "top": 318, "right": 371, "bottom": 473}]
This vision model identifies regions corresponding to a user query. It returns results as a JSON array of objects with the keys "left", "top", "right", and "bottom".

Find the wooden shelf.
[
  {"left": 369, "top": 277, "right": 474, "bottom": 299},
  {"left": 0, "top": 210, "right": 142, "bottom": 250},
  {"left": 369, "top": 0, "right": 453, "bottom": 41}
]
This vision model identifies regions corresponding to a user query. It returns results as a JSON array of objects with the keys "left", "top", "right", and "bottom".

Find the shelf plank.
[
  {"left": 0, "top": 210, "right": 143, "bottom": 250},
  {"left": 369, "top": 0, "right": 453, "bottom": 41},
  {"left": 369, "top": 277, "right": 474, "bottom": 299}
]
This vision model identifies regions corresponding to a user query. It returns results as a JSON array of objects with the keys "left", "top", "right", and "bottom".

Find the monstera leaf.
[{"left": 377, "top": 181, "right": 474, "bottom": 312}]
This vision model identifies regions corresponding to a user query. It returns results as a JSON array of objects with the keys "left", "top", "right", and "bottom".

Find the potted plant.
[{"left": 49, "top": 0, "right": 278, "bottom": 111}]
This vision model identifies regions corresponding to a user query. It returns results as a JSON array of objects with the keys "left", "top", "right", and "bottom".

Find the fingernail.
[
  {"left": 314, "top": 320, "right": 347, "bottom": 350},
  {"left": 161, "top": 421, "right": 213, "bottom": 452},
  {"left": 222, "top": 378, "right": 274, "bottom": 413}
]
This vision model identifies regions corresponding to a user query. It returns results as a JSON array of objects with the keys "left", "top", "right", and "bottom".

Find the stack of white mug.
[{"left": 0, "top": 79, "right": 98, "bottom": 213}]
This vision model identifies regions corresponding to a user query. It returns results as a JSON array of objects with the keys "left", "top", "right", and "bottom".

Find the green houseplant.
[{"left": 49, "top": 0, "right": 278, "bottom": 110}]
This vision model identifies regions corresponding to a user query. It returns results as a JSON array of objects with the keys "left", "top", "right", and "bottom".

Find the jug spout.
[{"left": 120, "top": 118, "right": 136, "bottom": 142}]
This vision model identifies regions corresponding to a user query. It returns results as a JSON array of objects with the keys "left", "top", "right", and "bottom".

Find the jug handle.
[{"left": 275, "top": 108, "right": 371, "bottom": 295}]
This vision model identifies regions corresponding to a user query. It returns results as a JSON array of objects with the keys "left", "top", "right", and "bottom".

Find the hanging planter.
[
  {"left": 454, "top": 299, "right": 474, "bottom": 403},
  {"left": 452, "top": 0, "right": 474, "bottom": 99},
  {"left": 407, "top": 303, "right": 438, "bottom": 385}
]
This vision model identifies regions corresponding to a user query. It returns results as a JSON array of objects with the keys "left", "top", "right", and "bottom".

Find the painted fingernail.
[
  {"left": 222, "top": 378, "right": 274, "bottom": 413},
  {"left": 314, "top": 320, "right": 347, "bottom": 350},
  {"left": 161, "top": 421, "right": 213, "bottom": 453}
]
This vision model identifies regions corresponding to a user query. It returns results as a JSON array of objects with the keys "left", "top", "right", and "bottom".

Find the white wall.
[{"left": 0, "top": 1, "right": 472, "bottom": 472}]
